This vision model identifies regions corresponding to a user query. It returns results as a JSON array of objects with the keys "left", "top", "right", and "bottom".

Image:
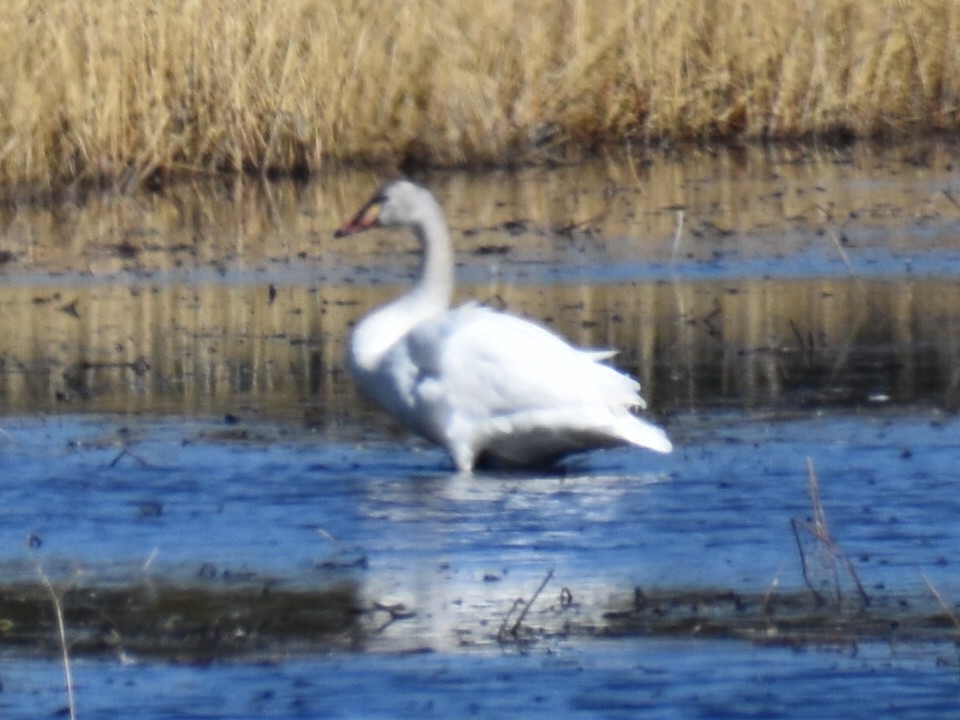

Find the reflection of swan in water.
[{"left": 335, "top": 179, "right": 672, "bottom": 472}]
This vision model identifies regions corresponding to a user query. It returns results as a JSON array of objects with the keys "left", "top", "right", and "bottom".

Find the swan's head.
[{"left": 335, "top": 179, "right": 441, "bottom": 237}]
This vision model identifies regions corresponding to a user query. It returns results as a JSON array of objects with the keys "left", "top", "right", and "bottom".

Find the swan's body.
[{"left": 335, "top": 179, "right": 672, "bottom": 472}]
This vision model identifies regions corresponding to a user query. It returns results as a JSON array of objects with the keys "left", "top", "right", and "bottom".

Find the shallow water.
[
  {"left": 2, "top": 639, "right": 958, "bottom": 719},
  {"left": 0, "top": 409, "right": 957, "bottom": 640},
  {"left": 1, "top": 143, "right": 960, "bottom": 717}
]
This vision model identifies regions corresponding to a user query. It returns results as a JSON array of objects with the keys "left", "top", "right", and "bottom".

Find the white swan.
[{"left": 334, "top": 179, "right": 672, "bottom": 472}]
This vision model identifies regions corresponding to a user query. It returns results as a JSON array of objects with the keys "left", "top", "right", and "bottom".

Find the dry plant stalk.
[
  {"left": 791, "top": 457, "right": 869, "bottom": 608},
  {"left": 0, "top": 0, "right": 958, "bottom": 191},
  {"left": 29, "top": 553, "right": 78, "bottom": 720},
  {"left": 920, "top": 572, "right": 960, "bottom": 633},
  {"left": 497, "top": 567, "right": 554, "bottom": 642},
  {"left": 39, "top": 572, "right": 77, "bottom": 720}
]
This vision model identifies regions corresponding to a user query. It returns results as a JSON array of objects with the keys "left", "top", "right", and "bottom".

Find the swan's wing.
[
  {"left": 407, "top": 305, "right": 640, "bottom": 409},
  {"left": 403, "top": 305, "right": 669, "bottom": 468}
]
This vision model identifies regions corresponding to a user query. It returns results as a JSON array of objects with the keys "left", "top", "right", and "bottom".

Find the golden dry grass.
[{"left": 0, "top": 0, "right": 957, "bottom": 190}]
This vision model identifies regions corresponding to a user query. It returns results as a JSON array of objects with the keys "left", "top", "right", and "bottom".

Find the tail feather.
[{"left": 616, "top": 415, "right": 673, "bottom": 454}]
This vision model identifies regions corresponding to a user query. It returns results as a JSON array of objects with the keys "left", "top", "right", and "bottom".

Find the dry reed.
[
  {"left": 791, "top": 458, "right": 869, "bottom": 608},
  {"left": 0, "top": 0, "right": 957, "bottom": 190},
  {"left": 30, "top": 540, "right": 78, "bottom": 720}
]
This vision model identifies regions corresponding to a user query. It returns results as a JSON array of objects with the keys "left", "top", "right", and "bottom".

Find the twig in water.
[
  {"left": 791, "top": 458, "right": 870, "bottom": 609},
  {"left": 108, "top": 448, "right": 154, "bottom": 468},
  {"left": 826, "top": 228, "right": 858, "bottom": 280},
  {"left": 316, "top": 527, "right": 349, "bottom": 553},
  {"left": 624, "top": 139, "right": 647, "bottom": 196},
  {"left": 369, "top": 602, "right": 416, "bottom": 634},
  {"left": 497, "top": 598, "right": 525, "bottom": 642},
  {"left": 920, "top": 572, "right": 960, "bottom": 632},
  {"left": 943, "top": 189, "right": 960, "bottom": 213},
  {"left": 806, "top": 456, "right": 829, "bottom": 537},
  {"left": 813, "top": 204, "right": 862, "bottom": 286},
  {"left": 670, "top": 210, "right": 685, "bottom": 265},
  {"left": 36, "top": 566, "right": 77, "bottom": 720},
  {"left": 141, "top": 547, "right": 159, "bottom": 573},
  {"left": 497, "top": 568, "right": 554, "bottom": 642},
  {"left": 787, "top": 318, "right": 814, "bottom": 367},
  {"left": 760, "top": 563, "right": 786, "bottom": 624},
  {"left": 791, "top": 517, "right": 825, "bottom": 606}
]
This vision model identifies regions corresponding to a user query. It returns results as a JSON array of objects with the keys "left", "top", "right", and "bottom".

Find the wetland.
[{"left": 1, "top": 142, "right": 959, "bottom": 718}]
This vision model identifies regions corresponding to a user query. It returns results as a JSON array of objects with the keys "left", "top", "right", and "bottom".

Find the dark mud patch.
[
  {"left": 0, "top": 581, "right": 361, "bottom": 661},
  {"left": 3, "top": 579, "right": 957, "bottom": 663},
  {"left": 599, "top": 587, "right": 960, "bottom": 648}
]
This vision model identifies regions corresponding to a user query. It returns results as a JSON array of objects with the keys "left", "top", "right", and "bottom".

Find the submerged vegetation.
[
  {"left": 0, "top": 579, "right": 362, "bottom": 659},
  {"left": 0, "top": 0, "right": 957, "bottom": 190}
]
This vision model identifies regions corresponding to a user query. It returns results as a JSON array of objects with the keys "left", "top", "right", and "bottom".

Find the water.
[
  {"left": 2, "top": 640, "right": 957, "bottom": 719},
  {"left": 0, "top": 409, "right": 957, "bottom": 626},
  {"left": 1, "top": 142, "right": 959, "bottom": 717},
  {"left": 0, "top": 408, "right": 957, "bottom": 716}
]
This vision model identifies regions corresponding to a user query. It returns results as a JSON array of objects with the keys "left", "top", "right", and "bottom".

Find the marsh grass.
[{"left": 0, "top": 0, "right": 958, "bottom": 190}]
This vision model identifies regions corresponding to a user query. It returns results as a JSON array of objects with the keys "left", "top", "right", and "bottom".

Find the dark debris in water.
[
  {"left": 1, "top": 576, "right": 958, "bottom": 661},
  {"left": 598, "top": 587, "right": 960, "bottom": 647},
  {"left": 0, "top": 581, "right": 362, "bottom": 661}
]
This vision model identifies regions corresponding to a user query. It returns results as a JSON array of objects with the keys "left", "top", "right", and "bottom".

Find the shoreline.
[{"left": 0, "top": 0, "right": 956, "bottom": 194}]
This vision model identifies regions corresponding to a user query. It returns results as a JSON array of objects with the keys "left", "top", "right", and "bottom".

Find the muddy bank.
[{"left": 0, "top": 143, "right": 958, "bottom": 281}]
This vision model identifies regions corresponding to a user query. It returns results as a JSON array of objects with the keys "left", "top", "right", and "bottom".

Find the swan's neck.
[
  {"left": 408, "top": 219, "right": 454, "bottom": 310},
  {"left": 350, "top": 210, "right": 454, "bottom": 374}
]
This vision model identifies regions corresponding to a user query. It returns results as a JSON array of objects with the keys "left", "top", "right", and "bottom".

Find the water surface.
[{"left": 1, "top": 142, "right": 959, "bottom": 717}]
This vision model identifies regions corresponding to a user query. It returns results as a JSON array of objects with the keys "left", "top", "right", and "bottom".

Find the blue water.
[
  {"left": 0, "top": 408, "right": 958, "bottom": 718},
  {"left": 1, "top": 638, "right": 956, "bottom": 719},
  {"left": 1, "top": 409, "right": 957, "bottom": 595}
]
